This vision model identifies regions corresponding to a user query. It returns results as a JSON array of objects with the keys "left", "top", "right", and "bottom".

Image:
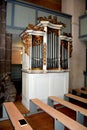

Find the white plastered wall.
[{"left": 62, "top": 0, "right": 86, "bottom": 91}]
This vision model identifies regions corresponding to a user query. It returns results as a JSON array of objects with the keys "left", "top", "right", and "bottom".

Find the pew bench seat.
[
  {"left": 3, "top": 102, "right": 33, "bottom": 130},
  {"left": 30, "top": 98, "right": 87, "bottom": 130},
  {"left": 64, "top": 93, "right": 87, "bottom": 104},
  {"left": 73, "top": 89, "right": 87, "bottom": 95},
  {"left": 72, "top": 89, "right": 87, "bottom": 98},
  {"left": 48, "top": 96, "right": 87, "bottom": 125}
]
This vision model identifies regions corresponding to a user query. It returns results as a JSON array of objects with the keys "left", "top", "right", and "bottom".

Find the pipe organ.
[
  {"left": 21, "top": 19, "right": 72, "bottom": 71},
  {"left": 20, "top": 16, "right": 72, "bottom": 109}
]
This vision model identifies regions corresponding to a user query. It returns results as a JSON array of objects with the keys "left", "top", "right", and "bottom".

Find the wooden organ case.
[{"left": 20, "top": 16, "right": 72, "bottom": 109}]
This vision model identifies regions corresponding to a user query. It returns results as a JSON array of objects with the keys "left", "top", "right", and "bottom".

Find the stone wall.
[
  {"left": 0, "top": 0, "right": 6, "bottom": 75},
  {"left": 62, "top": 0, "right": 86, "bottom": 91},
  {"left": 0, "top": 0, "right": 12, "bottom": 77},
  {"left": 5, "top": 33, "right": 12, "bottom": 73}
]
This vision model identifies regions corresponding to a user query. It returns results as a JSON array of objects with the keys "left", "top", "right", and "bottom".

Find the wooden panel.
[
  {"left": 59, "top": 16, "right": 71, "bottom": 33},
  {"left": 23, "top": 0, "right": 61, "bottom": 11},
  {"left": 6, "top": 2, "right": 12, "bottom": 26},
  {"left": 14, "top": 4, "right": 36, "bottom": 28},
  {"left": 79, "top": 15, "right": 87, "bottom": 36},
  {"left": 22, "top": 72, "right": 69, "bottom": 109},
  {"left": 79, "top": 14, "right": 87, "bottom": 41},
  {"left": 6, "top": 1, "right": 71, "bottom": 35}
]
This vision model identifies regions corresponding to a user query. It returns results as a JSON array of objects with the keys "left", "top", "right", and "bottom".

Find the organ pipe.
[{"left": 20, "top": 16, "right": 72, "bottom": 71}]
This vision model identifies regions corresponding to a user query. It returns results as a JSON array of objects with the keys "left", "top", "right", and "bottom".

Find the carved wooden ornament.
[{"left": 21, "top": 33, "right": 31, "bottom": 55}]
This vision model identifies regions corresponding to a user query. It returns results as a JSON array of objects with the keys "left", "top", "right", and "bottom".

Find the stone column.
[
  {"left": 62, "top": 0, "right": 86, "bottom": 91},
  {"left": 0, "top": 0, "right": 12, "bottom": 77},
  {"left": 0, "top": 0, "right": 6, "bottom": 76},
  {"left": 5, "top": 33, "right": 12, "bottom": 73}
]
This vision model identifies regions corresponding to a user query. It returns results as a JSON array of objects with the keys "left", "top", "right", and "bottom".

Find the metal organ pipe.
[{"left": 53, "top": 33, "right": 54, "bottom": 68}]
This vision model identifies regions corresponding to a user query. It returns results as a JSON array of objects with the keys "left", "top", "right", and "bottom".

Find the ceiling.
[{"left": 23, "top": 0, "right": 62, "bottom": 11}]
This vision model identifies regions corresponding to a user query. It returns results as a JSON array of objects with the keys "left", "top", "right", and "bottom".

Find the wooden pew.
[
  {"left": 72, "top": 89, "right": 87, "bottom": 98},
  {"left": 73, "top": 89, "right": 87, "bottom": 95},
  {"left": 64, "top": 93, "right": 87, "bottom": 104},
  {"left": 48, "top": 96, "right": 87, "bottom": 125},
  {"left": 30, "top": 98, "right": 87, "bottom": 130},
  {"left": 3, "top": 102, "right": 33, "bottom": 130}
]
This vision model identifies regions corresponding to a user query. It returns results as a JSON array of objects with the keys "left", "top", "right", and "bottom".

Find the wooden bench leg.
[
  {"left": 54, "top": 119, "right": 64, "bottom": 130},
  {"left": 0, "top": 105, "right": 8, "bottom": 121},
  {"left": 64, "top": 95, "right": 69, "bottom": 101},
  {"left": 76, "top": 112, "right": 84, "bottom": 125},
  {"left": 3, "top": 105, "right": 8, "bottom": 118},
  {"left": 48, "top": 98, "right": 54, "bottom": 107},
  {"left": 30, "top": 100, "right": 39, "bottom": 113},
  {"left": 48, "top": 98, "right": 65, "bottom": 109},
  {"left": 30, "top": 100, "right": 37, "bottom": 113}
]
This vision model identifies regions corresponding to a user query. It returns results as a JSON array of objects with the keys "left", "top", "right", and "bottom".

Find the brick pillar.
[
  {"left": 5, "top": 33, "right": 12, "bottom": 73},
  {"left": 0, "top": 0, "right": 6, "bottom": 76},
  {"left": 0, "top": 0, "right": 12, "bottom": 77}
]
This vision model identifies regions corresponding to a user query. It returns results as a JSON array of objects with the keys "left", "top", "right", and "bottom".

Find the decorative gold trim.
[
  {"left": 43, "top": 43, "right": 47, "bottom": 65},
  {"left": 32, "top": 35, "right": 43, "bottom": 46},
  {"left": 21, "top": 32, "right": 31, "bottom": 55},
  {"left": 38, "top": 15, "right": 66, "bottom": 27},
  {"left": 26, "top": 24, "right": 44, "bottom": 31},
  {"left": 61, "top": 40, "right": 73, "bottom": 58},
  {"left": 47, "top": 68, "right": 63, "bottom": 70},
  {"left": 48, "top": 27, "right": 59, "bottom": 35},
  {"left": 32, "top": 68, "right": 42, "bottom": 70}
]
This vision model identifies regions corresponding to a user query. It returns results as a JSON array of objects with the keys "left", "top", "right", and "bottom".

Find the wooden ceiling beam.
[{"left": 23, "top": 0, "right": 61, "bottom": 12}]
